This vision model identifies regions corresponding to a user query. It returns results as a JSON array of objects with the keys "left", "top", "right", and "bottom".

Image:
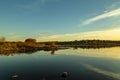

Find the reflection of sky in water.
[
  {"left": 0, "top": 47, "right": 120, "bottom": 80},
  {"left": 82, "top": 63, "right": 120, "bottom": 80},
  {"left": 56, "top": 47, "right": 120, "bottom": 59}
]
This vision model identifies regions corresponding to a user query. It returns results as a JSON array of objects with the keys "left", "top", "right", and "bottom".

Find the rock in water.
[
  {"left": 11, "top": 75, "right": 19, "bottom": 80},
  {"left": 61, "top": 72, "right": 68, "bottom": 78},
  {"left": 12, "top": 75, "right": 18, "bottom": 78},
  {"left": 42, "top": 77, "right": 46, "bottom": 80}
]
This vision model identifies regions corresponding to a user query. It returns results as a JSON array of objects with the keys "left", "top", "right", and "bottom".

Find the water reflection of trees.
[
  {"left": 43, "top": 49, "right": 57, "bottom": 55},
  {"left": 73, "top": 46, "right": 113, "bottom": 49},
  {"left": 1, "top": 46, "right": 120, "bottom": 56},
  {"left": 0, "top": 50, "right": 36, "bottom": 56},
  {"left": 0, "top": 49, "right": 57, "bottom": 56}
]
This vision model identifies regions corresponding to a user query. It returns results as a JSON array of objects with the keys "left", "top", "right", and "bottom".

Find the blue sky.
[{"left": 0, "top": 0, "right": 120, "bottom": 41}]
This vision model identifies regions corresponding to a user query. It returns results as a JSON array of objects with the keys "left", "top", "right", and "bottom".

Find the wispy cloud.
[
  {"left": 82, "top": 64, "right": 120, "bottom": 79},
  {"left": 19, "top": 0, "right": 60, "bottom": 11},
  {"left": 19, "top": 0, "right": 46, "bottom": 10},
  {"left": 82, "top": 8, "right": 120, "bottom": 25},
  {"left": 37, "top": 27, "right": 120, "bottom": 41},
  {"left": 4, "top": 28, "right": 120, "bottom": 41},
  {"left": 106, "top": 1, "right": 120, "bottom": 12}
]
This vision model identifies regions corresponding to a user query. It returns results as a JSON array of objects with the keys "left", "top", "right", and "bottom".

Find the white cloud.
[
  {"left": 20, "top": 0, "right": 60, "bottom": 10},
  {"left": 4, "top": 28, "right": 120, "bottom": 41},
  {"left": 37, "top": 28, "right": 120, "bottom": 41},
  {"left": 106, "top": 1, "right": 120, "bottom": 12},
  {"left": 82, "top": 8, "right": 120, "bottom": 25},
  {"left": 82, "top": 64, "right": 120, "bottom": 79},
  {"left": 20, "top": 0, "right": 45, "bottom": 10}
]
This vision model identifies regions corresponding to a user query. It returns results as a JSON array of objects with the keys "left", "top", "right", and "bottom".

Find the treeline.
[
  {"left": 0, "top": 38, "right": 57, "bottom": 51},
  {"left": 1, "top": 39, "right": 120, "bottom": 52},
  {"left": 0, "top": 38, "right": 58, "bottom": 56},
  {"left": 56, "top": 40, "right": 120, "bottom": 48}
]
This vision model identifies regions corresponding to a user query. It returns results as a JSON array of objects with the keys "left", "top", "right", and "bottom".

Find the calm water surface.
[{"left": 0, "top": 47, "right": 120, "bottom": 80}]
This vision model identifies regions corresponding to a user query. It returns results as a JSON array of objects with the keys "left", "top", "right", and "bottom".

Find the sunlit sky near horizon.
[{"left": 0, "top": 0, "right": 120, "bottom": 41}]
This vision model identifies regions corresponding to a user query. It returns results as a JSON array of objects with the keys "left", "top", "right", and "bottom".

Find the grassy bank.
[
  {"left": 0, "top": 41, "right": 57, "bottom": 51},
  {"left": 1, "top": 39, "right": 120, "bottom": 52}
]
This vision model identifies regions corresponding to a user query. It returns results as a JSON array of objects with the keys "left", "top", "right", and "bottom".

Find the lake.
[{"left": 0, "top": 47, "right": 120, "bottom": 80}]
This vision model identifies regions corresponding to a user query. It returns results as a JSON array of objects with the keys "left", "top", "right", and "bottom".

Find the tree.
[{"left": 25, "top": 38, "right": 36, "bottom": 43}]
